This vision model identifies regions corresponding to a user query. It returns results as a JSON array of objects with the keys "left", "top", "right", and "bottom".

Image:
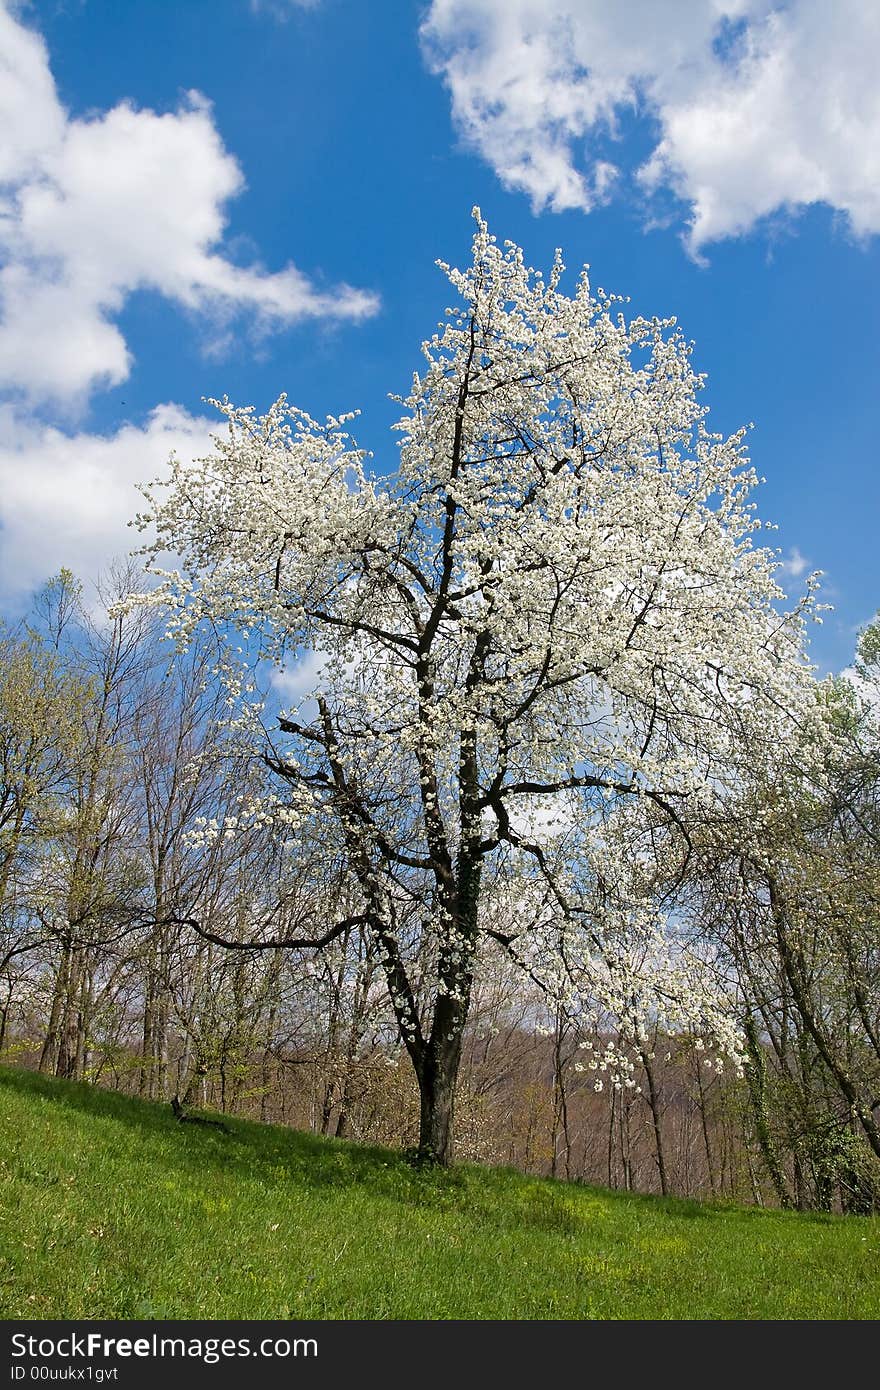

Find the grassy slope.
[{"left": 0, "top": 1066, "right": 878, "bottom": 1320}]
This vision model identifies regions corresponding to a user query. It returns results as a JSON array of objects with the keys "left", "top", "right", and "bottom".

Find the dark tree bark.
[{"left": 641, "top": 1047, "right": 668, "bottom": 1196}]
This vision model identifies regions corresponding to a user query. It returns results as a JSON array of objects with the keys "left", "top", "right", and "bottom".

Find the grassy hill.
[{"left": 1, "top": 1065, "right": 878, "bottom": 1320}]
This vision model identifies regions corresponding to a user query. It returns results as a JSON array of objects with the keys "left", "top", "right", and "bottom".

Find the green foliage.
[
  {"left": 856, "top": 620, "right": 880, "bottom": 674},
  {"left": 1, "top": 1066, "right": 877, "bottom": 1320},
  {"left": 0, "top": 624, "right": 94, "bottom": 850}
]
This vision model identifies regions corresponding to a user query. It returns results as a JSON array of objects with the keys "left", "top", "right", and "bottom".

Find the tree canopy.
[{"left": 130, "top": 212, "right": 821, "bottom": 1162}]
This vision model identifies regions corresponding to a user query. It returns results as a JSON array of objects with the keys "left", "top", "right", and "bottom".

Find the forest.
[
  {"left": 3, "top": 0, "right": 880, "bottom": 1347},
  {"left": 2, "top": 223, "right": 879, "bottom": 1215}
]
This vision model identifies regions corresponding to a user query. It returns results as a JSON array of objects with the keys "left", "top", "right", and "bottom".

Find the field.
[{"left": 0, "top": 1065, "right": 877, "bottom": 1320}]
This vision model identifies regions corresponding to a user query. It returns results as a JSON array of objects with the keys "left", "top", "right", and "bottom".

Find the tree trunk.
[
  {"left": 0, "top": 979, "right": 15, "bottom": 1054},
  {"left": 693, "top": 1051, "right": 716, "bottom": 1197},
  {"left": 743, "top": 1012, "right": 792, "bottom": 1208},
  {"left": 139, "top": 973, "right": 156, "bottom": 1097},
  {"left": 39, "top": 941, "right": 71, "bottom": 1074},
  {"left": 417, "top": 1042, "right": 459, "bottom": 1165},
  {"left": 641, "top": 1048, "right": 669, "bottom": 1196},
  {"left": 551, "top": 1006, "right": 573, "bottom": 1180},
  {"left": 411, "top": 874, "right": 478, "bottom": 1164}
]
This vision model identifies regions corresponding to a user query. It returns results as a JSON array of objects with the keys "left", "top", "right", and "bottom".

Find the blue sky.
[{"left": 1, "top": 0, "right": 878, "bottom": 672}]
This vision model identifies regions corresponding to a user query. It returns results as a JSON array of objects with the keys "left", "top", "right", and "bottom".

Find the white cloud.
[
  {"left": 0, "top": 1, "right": 64, "bottom": 185},
  {"left": 250, "top": 0, "right": 322, "bottom": 14},
  {"left": 0, "top": 2, "right": 378, "bottom": 406},
  {"left": 271, "top": 650, "right": 332, "bottom": 712},
  {"left": 0, "top": 403, "right": 214, "bottom": 603},
  {"left": 421, "top": 0, "right": 880, "bottom": 252},
  {"left": 780, "top": 546, "right": 809, "bottom": 579}
]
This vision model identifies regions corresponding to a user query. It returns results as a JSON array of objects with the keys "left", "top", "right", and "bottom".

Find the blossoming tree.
[{"left": 131, "top": 213, "right": 819, "bottom": 1163}]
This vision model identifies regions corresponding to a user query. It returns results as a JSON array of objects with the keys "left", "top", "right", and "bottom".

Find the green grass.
[{"left": 0, "top": 1066, "right": 878, "bottom": 1320}]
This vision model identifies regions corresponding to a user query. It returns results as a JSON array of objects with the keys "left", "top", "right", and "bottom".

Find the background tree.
[
  {"left": 683, "top": 628, "right": 880, "bottom": 1209},
  {"left": 0, "top": 615, "right": 94, "bottom": 1052},
  {"left": 33, "top": 572, "right": 151, "bottom": 1080}
]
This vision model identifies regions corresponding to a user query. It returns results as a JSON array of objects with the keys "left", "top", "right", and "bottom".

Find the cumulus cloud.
[
  {"left": 421, "top": 0, "right": 880, "bottom": 252},
  {"left": 780, "top": 546, "right": 809, "bottom": 580},
  {"left": 0, "top": 404, "right": 215, "bottom": 604},
  {"left": 0, "top": 2, "right": 378, "bottom": 406}
]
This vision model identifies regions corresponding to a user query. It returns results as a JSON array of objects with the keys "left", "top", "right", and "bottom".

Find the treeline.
[{"left": 1, "top": 570, "right": 879, "bottom": 1213}]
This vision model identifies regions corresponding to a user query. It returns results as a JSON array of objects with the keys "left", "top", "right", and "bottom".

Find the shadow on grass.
[
  {"left": 0, "top": 1063, "right": 398, "bottom": 1184},
  {"left": 0, "top": 1064, "right": 531, "bottom": 1230},
  {"left": 0, "top": 1064, "right": 845, "bottom": 1234}
]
